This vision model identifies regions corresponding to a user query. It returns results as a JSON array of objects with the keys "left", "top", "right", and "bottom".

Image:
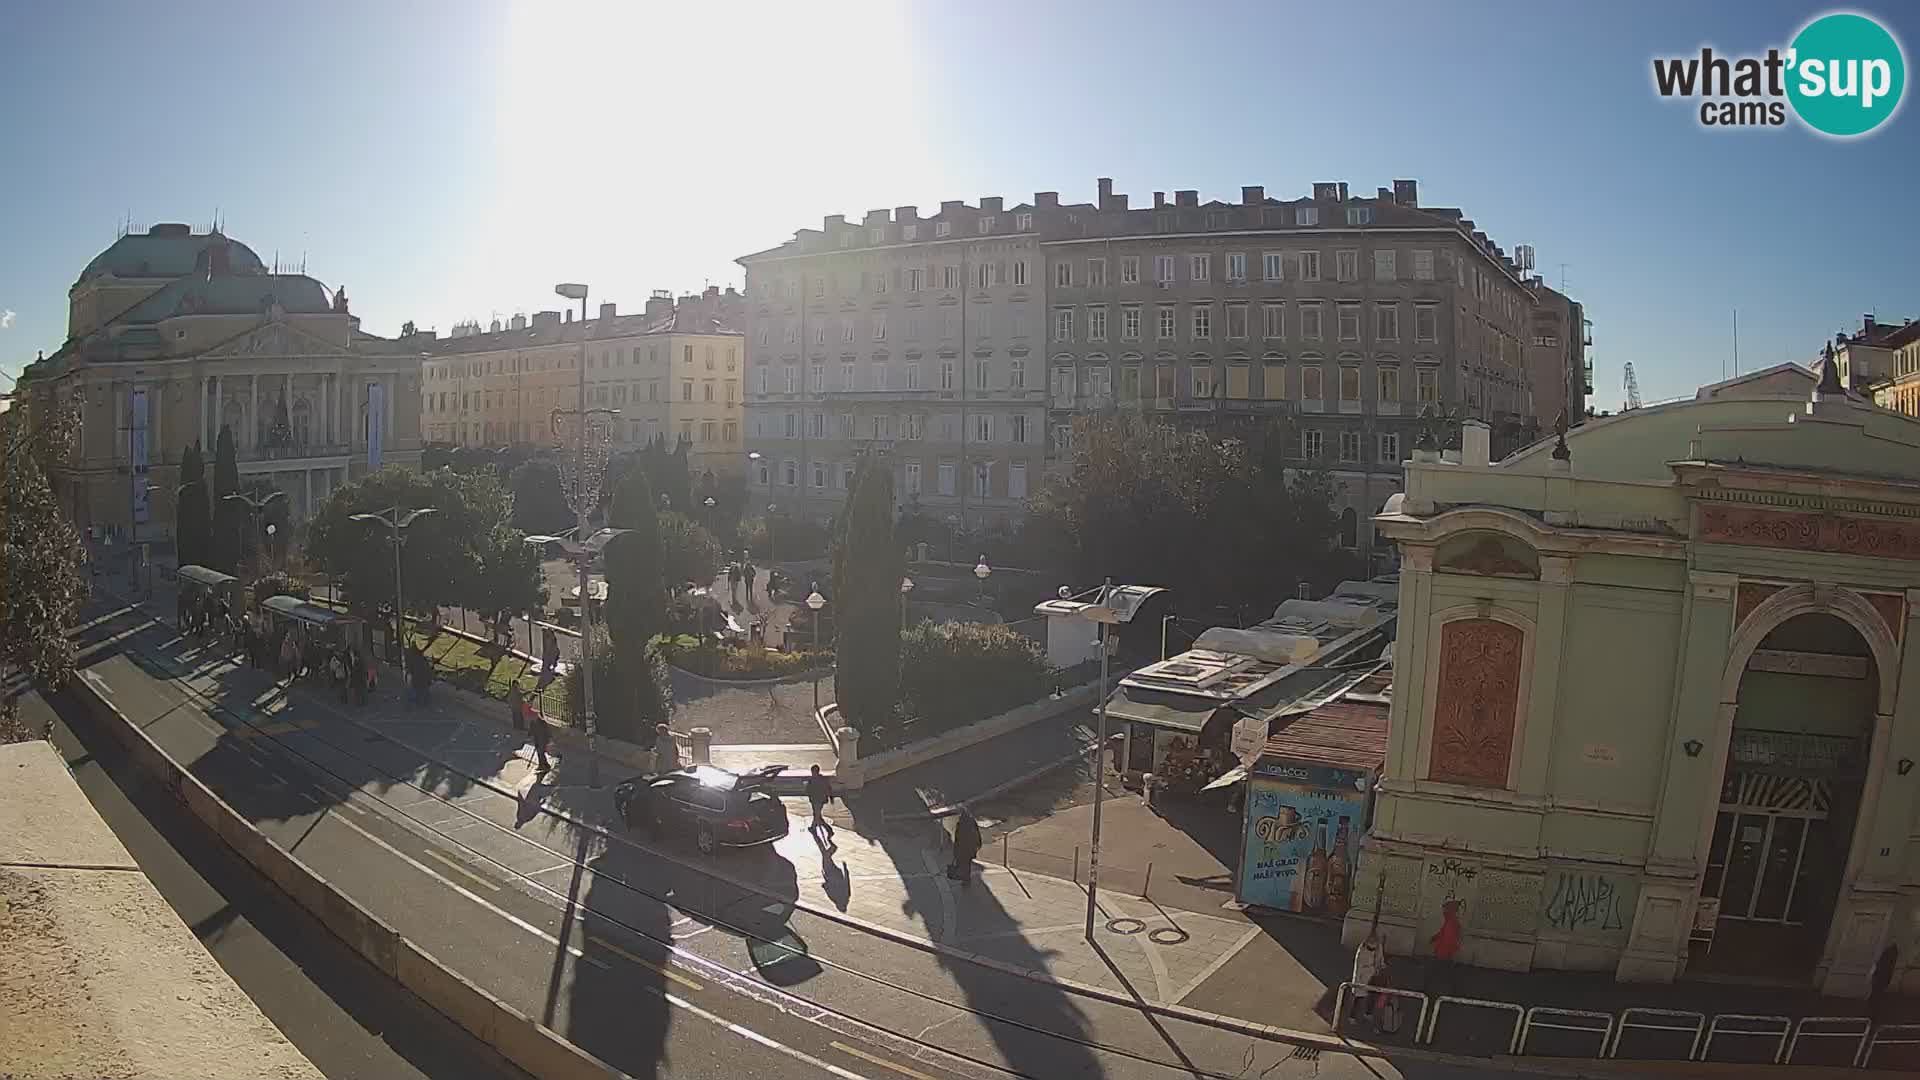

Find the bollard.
[
  {"left": 1142, "top": 773, "right": 1157, "bottom": 810},
  {"left": 689, "top": 727, "right": 713, "bottom": 765}
]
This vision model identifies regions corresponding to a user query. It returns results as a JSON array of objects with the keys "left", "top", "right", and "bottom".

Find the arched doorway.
[{"left": 1699, "top": 612, "right": 1877, "bottom": 981}]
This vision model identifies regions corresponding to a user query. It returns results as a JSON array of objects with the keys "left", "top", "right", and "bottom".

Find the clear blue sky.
[{"left": 3, "top": 0, "right": 1916, "bottom": 405}]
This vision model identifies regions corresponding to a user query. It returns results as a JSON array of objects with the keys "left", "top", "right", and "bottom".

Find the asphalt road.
[
  {"left": 31, "top": 683, "right": 528, "bottom": 1080},
  {"left": 67, "top": 594, "right": 1535, "bottom": 1080}
]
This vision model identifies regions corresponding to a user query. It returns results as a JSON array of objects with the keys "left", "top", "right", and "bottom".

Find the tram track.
[{"left": 100, "top": 608, "right": 1338, "bottom": 1080}]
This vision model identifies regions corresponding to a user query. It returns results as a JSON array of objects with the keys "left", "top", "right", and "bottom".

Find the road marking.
[
  {"left": 830, "top": 1041, "right": 937, "bottom": 1080},
  {"left": 596, "top": 940, "right": 704, "bottom": 991},
  {"left": 423, "top": 847, "right": 502, "bottom": 891},
  {"left": 323, "top": 810, "right": 608, "bottom": 968}
]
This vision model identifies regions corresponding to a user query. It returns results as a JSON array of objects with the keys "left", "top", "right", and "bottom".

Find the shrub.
[
  {"left": 250, "top": 571, "right": 309, "bottom": 604},
  {"left": 560, "top": 627, "right": 672, "bottom": 744},
  {"left": 661, "top": 641, "right": 832, "bottom": 680},
  {"left": 897, "top": 620, "right": 1051, "bottom": 739}
]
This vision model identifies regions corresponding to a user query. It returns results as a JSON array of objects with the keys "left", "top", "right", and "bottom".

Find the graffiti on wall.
[{"left": 1542, "top": 871, "right": 1633, "bottom": 934}]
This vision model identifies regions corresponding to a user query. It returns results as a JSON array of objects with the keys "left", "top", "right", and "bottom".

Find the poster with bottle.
[{"left": 1237, "top": 761, "right": 1370, "bottom": 916}]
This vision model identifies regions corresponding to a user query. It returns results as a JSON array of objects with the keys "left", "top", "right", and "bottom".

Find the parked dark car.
[{"left": 614, "top": 764, "right": 790, "bottom": 855}]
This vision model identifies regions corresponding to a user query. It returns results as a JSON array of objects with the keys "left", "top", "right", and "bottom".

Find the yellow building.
[
  {"left": 1868, "top": 323, "right": 1920, "bottom": 417},
  {"left": 421, "top": 287, "right": 745, "bottom": 481},
  {"left": 17, "top": 224, "right": 423, "bottom": 538}
]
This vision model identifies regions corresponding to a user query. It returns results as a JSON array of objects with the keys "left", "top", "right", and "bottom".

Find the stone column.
[
  {"left": 212, "top": 374, "right": 224, "bottom": 446},
  {"left": 1515, "top": 555, "right": 1573, "bottom": 794},
  {"left": 304, "top": 470, "right": 313, "bottom": 522},
  {"left": 248, "top": 374, "right": 260, "bottom": 450},
  {"left": 1616, "top": 570, "right": 1736, "bottom": 985}
]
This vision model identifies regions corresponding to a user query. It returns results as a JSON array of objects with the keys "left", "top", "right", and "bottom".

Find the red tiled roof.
[{"left": 1261, "top": 700, "right": 1388, "bottom": 772}]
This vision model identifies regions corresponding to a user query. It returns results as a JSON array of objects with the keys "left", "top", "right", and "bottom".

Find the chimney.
[
  {"left": 1864, "top": 314, "right": 1878, "bottom": 336},
  {"left": 645, "top": 291, "right": 673, "bottom": 322},
  {"left": 1337, "top": 182, "right": 1349, "bottom": 201},
  {"left": 1313, "top": 182, "right": 1340, "bottom": 201},
  {"left": 1241, "top": 185, "right": 1264, "bottom": 205},
  {"left": 895, "top": 205, "right": 918, "bottom": 223},
  {"left": 532, "top": 311, "right": 561, "bottom": 331},
  {"left": 598, "top": 301, "right": 617, "bottom": 322},
  {"left": 1035, "top": 191, "right": 1059, "bottom": 209},
  {"left": 564, "top": 310, "right": 572, "bottom": 323},
  {"left": 1393, "top": 179, "right": 1419, "bottom": 207},
  {"left": 823, "top": 213, "right": 846, "bottom": 232},
  {"left": 489, "top": 317, "right": 502, "bottom": 333},
  {"left": 1153, "top": 191, "right": 1167, "bottom": 209},
  {"left": 940, "top": 200, "right": 964, "bottom": 215},
  {"left": 510, "top": 314, "right": 527, "bottom": 331},
  {"left": 704, "top": 285, "right": 719, "bottom": 300},
  {"left": 1097, "top": 177, "right": 1114, "bottom": 205},
  {"left": 1461, "top": 420, "right": 1491, "bottom": 467},
  {"left": 1175, "top": 190, "right": 1198, "bottom": 207},
  {"left": 980, "top": 196, "right": 1003, "bottom": 213},
  {"left": 1377, "top": 187, "right": 1391, "bottom": 200},
  {"left": 863, "top": 209, "right": 890, "bottom": 225}
]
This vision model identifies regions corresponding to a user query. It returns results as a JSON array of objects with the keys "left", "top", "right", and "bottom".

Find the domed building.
[
  {"left": 18, "top": 223, "right": 422, "bottom": 542},
  {"left": 1348, "top": 361, "right": 1920, "bottom": 999}
]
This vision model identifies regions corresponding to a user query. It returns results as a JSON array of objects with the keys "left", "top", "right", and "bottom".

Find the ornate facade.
[
  {"left": 1352, "top": 362, "right": 1920, "bottom": 998},
  {"left": 18, "top": 224, "right": 422, "bottom": 540}
]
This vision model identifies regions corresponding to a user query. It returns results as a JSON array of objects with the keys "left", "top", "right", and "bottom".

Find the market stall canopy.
[
  {"left": 1261, "top": 700, "right": 1390, "bottom": 775},
  {"left": 177, "top": 565, "right": 237, "bottom": 589}
]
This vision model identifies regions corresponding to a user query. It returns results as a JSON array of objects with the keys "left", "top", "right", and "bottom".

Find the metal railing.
[
  {"left": 1519, "top": 1006, "right": 1614, "bottom": 1058},
  {"left": 1607, "top": 1007, "right": 1706, "bottom": 1061},
  {"left": 1701, "top": 1013, "right": 1793, "bottom": 1064},
  {"left": 1333, "top": 981, "right": 1430, "bottom": 1040},
  {"left": 1420, "top": 995, "right": 1523, "bottom": 1055},
  {"left": 1862, "top": 1023, "right": 1920, "bottom": 1069},
  {"left": 1787, "top": 1017, "right": 1872, "bottom": 1067}
]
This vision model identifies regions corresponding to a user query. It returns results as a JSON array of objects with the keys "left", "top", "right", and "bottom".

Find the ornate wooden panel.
[
  {"left": 1699, "top": 506, "right": 1920, "bottom": 561},
  {"left": 1428, "top": 619, "right": 1525, "bottom": 788}
]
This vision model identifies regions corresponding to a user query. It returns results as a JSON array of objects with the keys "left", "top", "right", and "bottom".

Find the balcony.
[{"left": 820, "top": 388, "right": 943, "bottom": 404}]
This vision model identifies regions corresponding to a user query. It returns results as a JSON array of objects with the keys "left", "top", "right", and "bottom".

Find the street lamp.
[
  {"left": 555, "top": 525, "right": 627, "bottom": 788},
  {"left": 223, "top": 488, "right": 286, "bottom": 572},
  {"left": 899, "top": 575, "right": 914, "bottom": 625},
  {"left": 805, "top": 584, "right": 826, "bottom": 714},
  {"left": 1082, "top": 577, "right": 1116, "bottom": 942},
  {"left": 702, "top": 495, "right": 718, "bottom": 639},
  {"left": 350, "top": 506, "right": 438, "bottom": 663},
  {"left": 766, "top": 502, "right": 779, "bottom": 567},
  {"left": 946, "top": 513, "right": 960, "bottom": 564},
  {"left": 973, "top": 554, "right": 992, "bottom": 601}
]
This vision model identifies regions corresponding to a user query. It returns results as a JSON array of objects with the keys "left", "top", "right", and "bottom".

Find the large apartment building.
[
  {"left": 419, "top": 287, "right": 746, "bottom": 482},
  {"left": 740, "top": 179, "right": 1576, "bottom": 562},
  {"left": 1526, "top": 283, "right": 1591, "bottom": 424}
]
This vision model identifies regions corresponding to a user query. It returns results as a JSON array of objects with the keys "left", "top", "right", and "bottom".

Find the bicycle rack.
[
  {"left": 1783, "top": 1016, "right": 1870, "bottom": 1066},
  {"left": 1860, "top": 1022, "right": 1920, "bottom": 1069},
  {"left": 1519, "top": 1006, "right": 1613, "bottom": 1058},
  {"left": 1421, "top": 994, "right": 1524, "bottom": 1055},
  {"left": 1332, "top": 981, "right": 1430, "bottom": 1041},
  {"left": 1607, "top": 1007, "right": 1705, "bottom": 1060},
  {"left": 1701, "top": 1013, "right": 1792, "bottom": 1064}
]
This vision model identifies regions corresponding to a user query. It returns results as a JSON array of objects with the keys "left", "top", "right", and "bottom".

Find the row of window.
[
  {"left": 758, "top": 456, "right": 1032, "bottom": 501},
  {"left": 439, "top": 418, "right": 740, "bottom": 447},
  {"left": 757, "top": 357, "right": 1034, "bottom": 396},
  {"left": 1048, "top": 300, "right": 1440, "bottom": 345},
  {"left": 757, "top": 410, "right": 1036, "bottom": 445},
  {"left": 427, "top": 343, "right": 739, "bottom": 381},
  {"left": 1046, "top": 423, "right": 1402, "bottom": 467},
  {"left": 838, "top": 211, "right": 1040, "bottom": 250},
  {"left": 1046, "top": 361, "right": 1439, "bottom": 405},
  {"left": 812, "top": 204, "right": 1406, "bottom": 261},
  {"left": 428, "top": 379, "right": 739, "bottom": 414}
]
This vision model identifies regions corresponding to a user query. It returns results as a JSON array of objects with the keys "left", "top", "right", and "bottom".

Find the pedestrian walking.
[
  {"left": 1350, "top": 929, "right": 1386, "bottom": 1027},
  {"left": 805, "top": 764, "right": 835, "bottom": 842},
  {"left": 727, "top": 560, "right": 743, "bottom": 604},
  {"left": 948, "top": 808, "right": 982, "bottom": 888},
  {"left": 529, "top": 710, "right": 552, "bottom": 773},
  {"left": 330, "top": 648, "right": 348, "bottom": 700},
  {"left": 1428, "top": 898, "right": 1462, "bottom": 997},
  {"left": 507, "top": 682, "right": 526, "bottom": 733},
  {"left": 744, "top": 562, "right": 759, "bottom": 608}
]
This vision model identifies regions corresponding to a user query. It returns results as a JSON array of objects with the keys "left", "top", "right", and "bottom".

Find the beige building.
[
  {"left": 421, "top": 288, "right": 745, "bottom": 482},
  {"left": 18, "top": 224, "right": 423, "bottom": 537},
  {"left": 737, "top": 205, "right": 1048, "bottom": 531}
]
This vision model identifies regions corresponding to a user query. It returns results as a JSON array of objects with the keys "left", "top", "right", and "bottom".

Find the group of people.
[
  {"left": 404, "top": 643, "right": 434, "bottom": 707},
  {"left": 177, "top": 590, "right": 239, "bottom": 649},
  {"left": 724, "top": 556, "right": 761, "bottom": 607}
]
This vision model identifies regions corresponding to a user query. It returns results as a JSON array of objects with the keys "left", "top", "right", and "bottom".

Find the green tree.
[
  {"left": 175, "top": 441, "right": 212, "bottom": 568},
  {"left": 306, "top": 466, "right": 537, "bottom": 619},
  {"left": 1028, "top": 414, "right": 1346, "bottom": 619},
  {"left": 508, "top": 460, "right": 573, "bottom": 535},
  {"left": 560, "top": 627, "right": 671, "bottom": 743},
  {"left": 830, "top": 459, "right": 903, "bottom": 730},
  {"left": 210, "top": 426, "right": 241, "bottom": 572},
  {"left": 603, "top": 463, "right": 666, "bottom": 652},
  {"left": 1, "top": 397, "right": 85, "bottom": 736},
  {"left": 656, "top": 512, "right": 720, "bottom": 590}
]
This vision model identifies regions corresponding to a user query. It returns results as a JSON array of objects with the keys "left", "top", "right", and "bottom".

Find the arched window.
[
  {"left": 291, "top": 399, "right": 312, "bottom": 447},
  {"left": 1339, "top": 506, "right": 1358, "bottom": 549}
]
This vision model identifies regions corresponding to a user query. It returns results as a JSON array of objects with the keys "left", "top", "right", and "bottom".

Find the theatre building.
[{"left": 1348, "top": 363, "right": 1920, "bottom": 997}]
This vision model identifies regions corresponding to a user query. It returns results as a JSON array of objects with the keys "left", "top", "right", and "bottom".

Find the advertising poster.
[
  {"left": 366, "top": 380, "right": 385, "bottom": 470},
  {"left": 1238, "top": 761, "right": 1369, "bottom": 917},
  {"left": 129, "top": 387, "right": 150, "bottom": 526}
]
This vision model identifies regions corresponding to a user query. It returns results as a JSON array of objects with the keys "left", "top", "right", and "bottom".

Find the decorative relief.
[
  {"left": 1428, "top": 618, "right": 1524, "bottom": 788},
  {"left": 1436, "top": 536, "right": 1539, "bottom": 579},
  {"left": 1700, "top": 506, "right": 1920, "bottom": 561},
  {"left": 1867, "top": 592, "right": 1905, "bottom": 643},
  {"left": 1735, "top": 582, "right": 1784, "bottom": 628}
]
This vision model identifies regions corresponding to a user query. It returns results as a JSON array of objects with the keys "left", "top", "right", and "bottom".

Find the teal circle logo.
[{"left": 1787, "top": 12, "right": 1906, "bottom": 137}]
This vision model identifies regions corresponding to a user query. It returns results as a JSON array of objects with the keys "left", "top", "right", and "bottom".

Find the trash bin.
[{"left": 689, "top": 727, "right": 713, "bottom": 765}]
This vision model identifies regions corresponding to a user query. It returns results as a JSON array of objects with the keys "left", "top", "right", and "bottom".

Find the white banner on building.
[
  {"left": 366, "top": 380, "right": 385, "bottom": 470},
  {"left": 130, "top": 387, "right": 150, "bottom": 526}
]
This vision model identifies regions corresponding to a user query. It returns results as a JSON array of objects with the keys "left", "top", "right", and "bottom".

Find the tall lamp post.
[
  {"left": 767, "top": 503, "right": 779, "bottom": 567},
  {"left": 805, "top": 584, "right": 826, "bottom": 714},
  {"left": 1083, "top": 577, "right": 1115, "bottom": 941},
  {"left": 222, "top": 489, "right": 286, "bottom": 574},
  {"left": 350, "top": 506, "right": 438, "bottom": 662},
  {"left": 899, "top": 575, "right": 914, "bottom": 625}
]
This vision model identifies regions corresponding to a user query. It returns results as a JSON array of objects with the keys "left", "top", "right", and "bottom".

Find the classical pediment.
[{"left": 201, "top": 318, "right": 343, "bottom": 359}]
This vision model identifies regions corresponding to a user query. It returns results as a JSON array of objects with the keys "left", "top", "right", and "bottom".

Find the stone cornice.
[{"left": 1687, "top": 483, "right": 1920, "bottom": 521}]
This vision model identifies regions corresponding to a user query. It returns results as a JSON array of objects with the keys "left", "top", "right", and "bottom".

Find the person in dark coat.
[
  {"left": 949, "top": 808, "right": 982, "bottom": 888},
  {"left": 529, "top": 710, "right": 552, "bottom": 772},
  {"left": 805, "top": 764, "right": 835, "bottom": 842}
]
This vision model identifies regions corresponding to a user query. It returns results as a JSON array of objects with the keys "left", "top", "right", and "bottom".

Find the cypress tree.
[
  {"left": 211, "top": 426, "right": 241, "bottom": 572},
  {"left": 176, "top": 441, "right": 212, "bottom": 568},
  {"left": 831, "top": 459, "right": 902, "bottom": 729},
  {"left": 604, "top": 464, "right": 666, "bottom": 653}
]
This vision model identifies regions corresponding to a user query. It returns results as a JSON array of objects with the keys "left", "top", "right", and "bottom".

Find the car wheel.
[{"left": 696, "top": 823, "right": 717, "bottom": 856}]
